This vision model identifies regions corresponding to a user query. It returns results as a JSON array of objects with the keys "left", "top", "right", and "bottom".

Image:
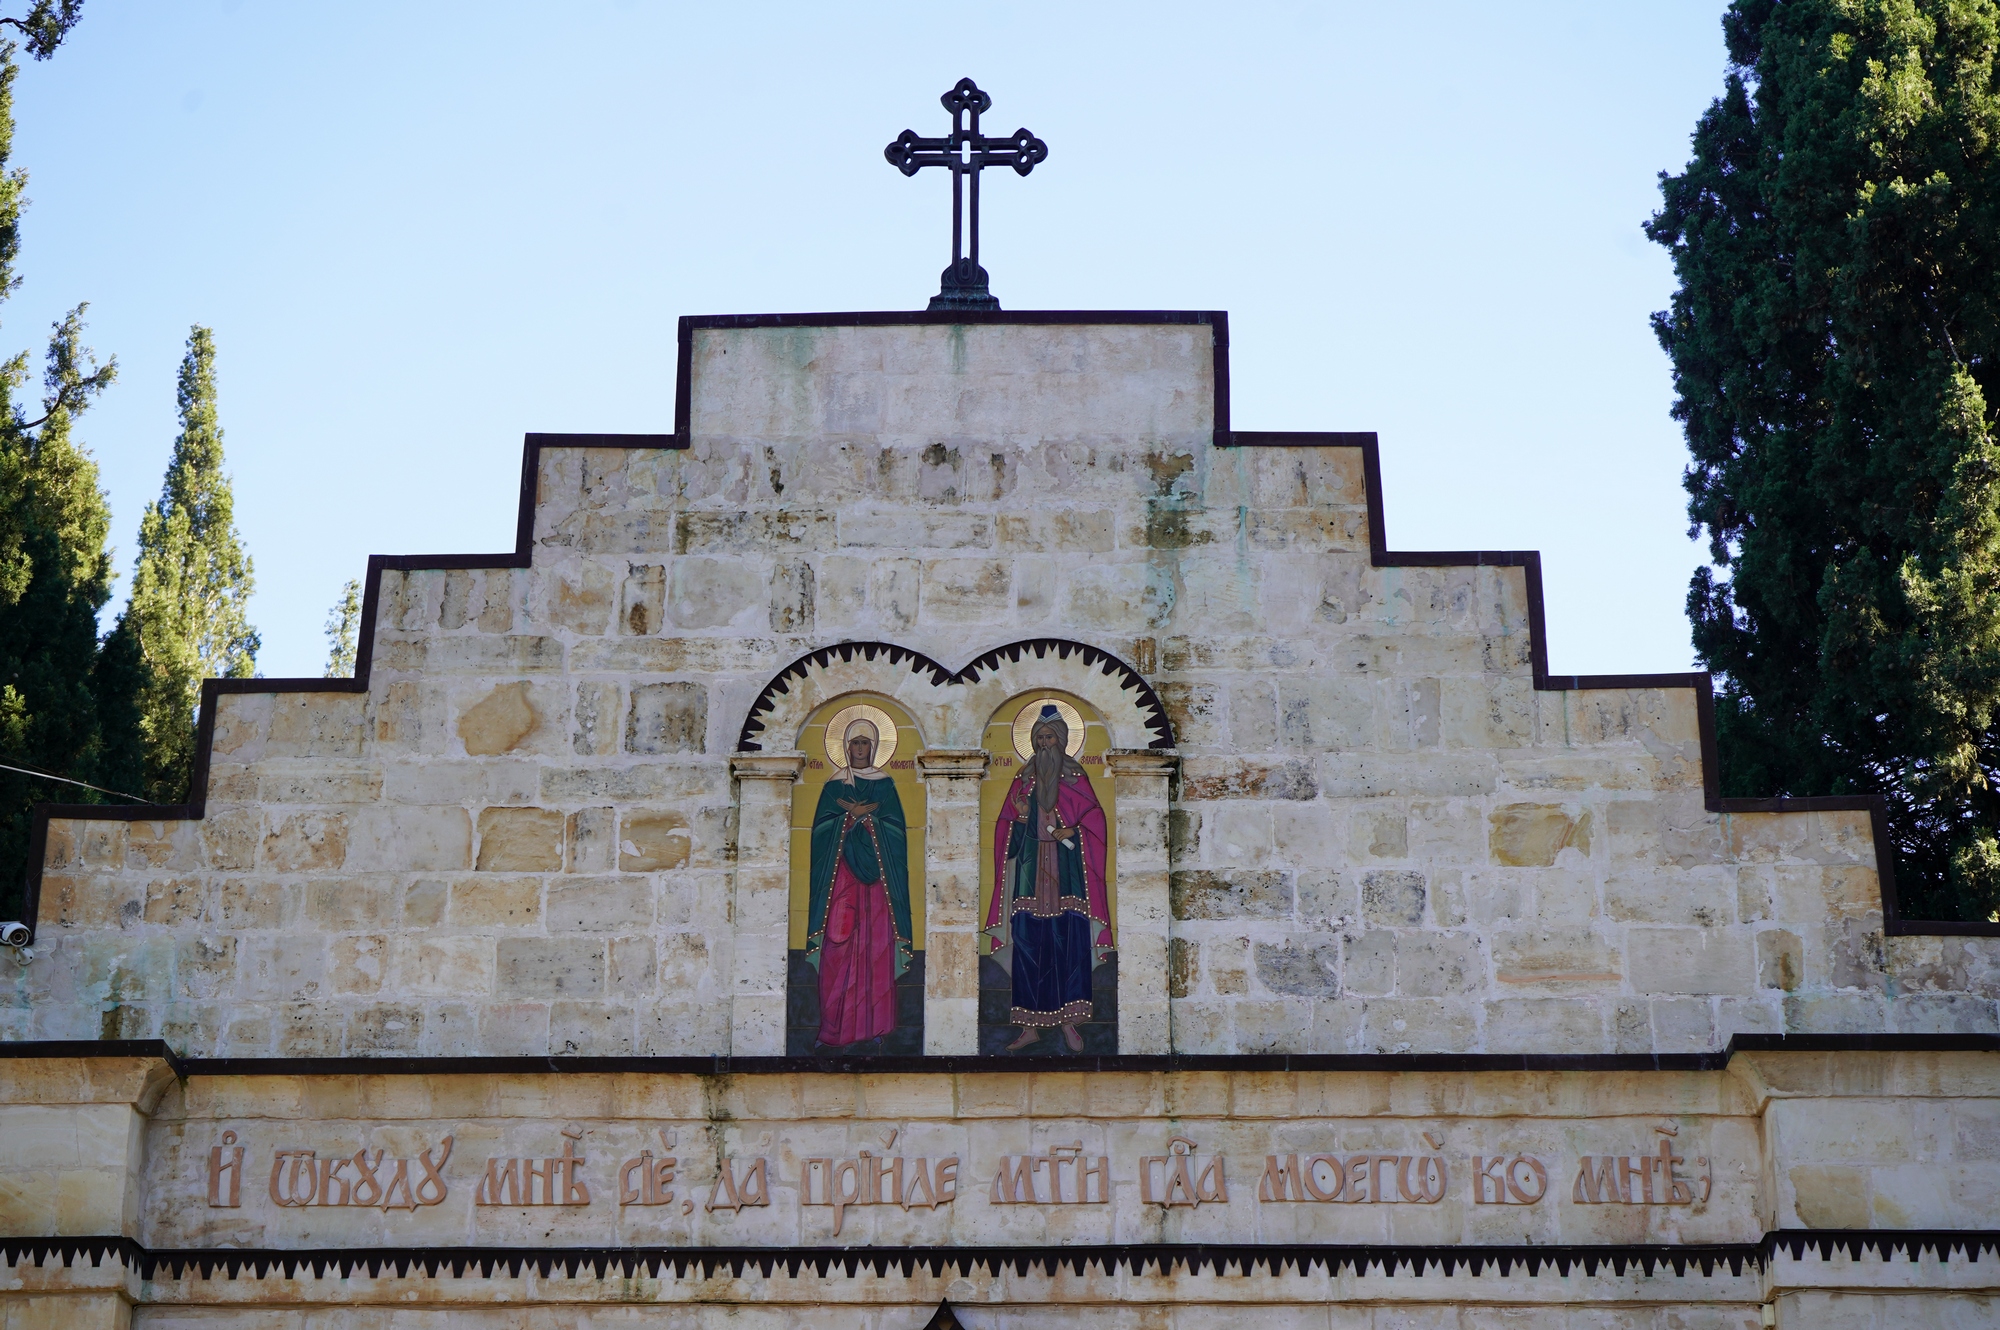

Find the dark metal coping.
[
  {"left": 4, "top": 1033, "right": 1994, "bottom": 1079},
  {"left": 16, "top": 309, "right": 1991, "bottom": 948},
  {"left": 3, "top": 1230, "right": 1997, "bottom": 1283}
]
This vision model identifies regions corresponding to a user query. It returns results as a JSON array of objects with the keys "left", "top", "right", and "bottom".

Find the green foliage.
[
  {"left": 89, "top": 614, "right": 146, "bottom": 798},
  {"left": 324, "top": 577, "right": 360, "bottom": 678},
  {"left": 0, "top": 2, "right": 81, "bottom": 61},
  {"left": 0, "top": 302, "right": 125, "bottom": 914},
  {"left": 1648, "top": 0, "right": 2000, "bottom": 920},
  {"left": 125, "top": 327, "right": 258, "bottom": 803},
  {"left": 0, "top": 19, "right": 141, "bottom": 918}
]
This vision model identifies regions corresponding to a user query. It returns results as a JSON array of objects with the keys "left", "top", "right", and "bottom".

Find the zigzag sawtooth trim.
[
  {"left": 10, "top": 1231, "right": 1995, "bottom": 1282},
  {"left": 736, "top": 638, "right": 1175, "bottom": 753}
]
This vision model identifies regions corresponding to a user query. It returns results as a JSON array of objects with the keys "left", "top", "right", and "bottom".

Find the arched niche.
[
  {"left": 786, "top": 692, "right": 927, "bottom": 1056},
  {"left": 975, "top": 689, "right": 1118, "bottom": 1056},
  {"left": 729, "top": 637, "right": 1176, "bottom": 1058}
]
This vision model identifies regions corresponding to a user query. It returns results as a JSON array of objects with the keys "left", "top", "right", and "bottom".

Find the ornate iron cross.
[{"left": 885, "top": 78, "right": 1048, "bottom": 311}]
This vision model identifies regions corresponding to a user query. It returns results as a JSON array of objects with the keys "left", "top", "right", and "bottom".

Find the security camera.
[{"left": 0, "top": 922, "right": 30, "bottom": 948}]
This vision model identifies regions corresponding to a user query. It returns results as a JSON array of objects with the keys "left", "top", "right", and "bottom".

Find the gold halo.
[
  {"left": 822, "top": 703, "right": 898, "bottom": 770},
  {"left": 1011, "top": 696, "right": 1086, "bottom": 761}
]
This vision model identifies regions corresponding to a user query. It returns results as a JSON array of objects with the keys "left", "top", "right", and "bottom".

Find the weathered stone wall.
[
  {"left": 102, "top": 1054, "right": 1997, "bottom": 1250},
  {"left": 0, "top": 1057, "right": 170, "bottom": 1240},
  {"left": 1776, "top": 1290, "right": 1999, "bottom": 1328},
  {"left": 3, "top": 1054, "right": 1998, "bottom": 1328},
  {"left": 140, "top": 1068, "right": 1769, "bottom": 1249},
  {"left": 8, "top": 321, "right": 1996, "bottom": 1056},
  {"left": 125, "top": 1302, "right": 1766, "bottom": 1330},
  {"left": 1738, "top": 1050, "right": 2000, "bottom": 1232},
  {"left": 6, "top": 1269, "right": 1989, "bottom": 1330},
  {"left": 6, "top": 1272, "right": 1782, "bottom": 1330}
]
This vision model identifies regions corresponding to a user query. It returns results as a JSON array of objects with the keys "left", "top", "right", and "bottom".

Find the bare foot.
[
  {"left": 1062, "top": 1024, "right": 1084, "bottom": 1052},
  {"left": 1006, "top": 1027, "right": 1040, "bottom": 1051}
]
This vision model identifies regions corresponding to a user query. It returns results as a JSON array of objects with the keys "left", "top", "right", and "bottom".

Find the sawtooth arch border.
[{"left": 736, "top": 638, "right": 1175, "bottom": 754}]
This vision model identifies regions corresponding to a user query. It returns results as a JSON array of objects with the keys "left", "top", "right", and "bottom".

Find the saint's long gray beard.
[{"left": 1032, "top": 747, "right": 1064, "bottom": 807}]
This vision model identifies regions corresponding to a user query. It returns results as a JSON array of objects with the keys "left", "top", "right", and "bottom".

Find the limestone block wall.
[
  {"left": 6, "top": 319, "right": 1996, "bottom": 1056},
  {"left": 134, "top": 1065, "right": 1762, "bottom": 1250},
  {"left": 0, "top": 1056, "right": 171, "bottom": 1240},
  {"left": 108, "top": 1051, "right": 2000, "bottom": 1250},
  {"left": 1736, "top": 1051, "right": 2000, "bottom": 1232},
  {"left": 4, "top": 1052, "right": 1996, "bottom": 1327}
]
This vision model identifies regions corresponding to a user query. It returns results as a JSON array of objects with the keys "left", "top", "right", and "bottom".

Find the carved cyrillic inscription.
[
  {"left": 269, "top": 1138, "right": 453, "bottom": 1210},
  {"left": 1256, "top": 1151, "right": 1446, "bottom": 1204},
  {"left": 1141, "top": 1137, "right": 1228, "bottom": 1208},
  {"left": 1572, "top": 1133, "right": 1711, "bottom": 1205},
  {"left": 476, "top": 1125, "right": 589, "bottom": 1207},
  {"left": 619, "top": 1130, "right": 680, "bottom": 1209},
  {"left": 1472, "top": 1154, "right": 1549, "bottom": 1205},
  {"left": 989, "top": 1143, "right": 1110, "bottom": 1205},
  {"left": 206, "top": 1131, "right": 243, "bottom": 1208},
  {"left": 186, "top": 1119, "right": 1730, "bottom": 1233},
  {"left": 705, "top": 1157, "right": 771, "bottom": 1213},
  {"left": 801, "top": 1150, "right": 960, "bottom": 1234}
]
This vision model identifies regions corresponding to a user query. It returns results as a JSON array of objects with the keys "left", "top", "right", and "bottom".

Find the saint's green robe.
[{"left": 805, "top": 772, "right": 913, "bottom": 976}]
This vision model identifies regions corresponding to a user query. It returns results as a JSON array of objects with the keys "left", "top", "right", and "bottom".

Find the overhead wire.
[{"left": 0, "top": 759, "right": 151, "bottom": 803}]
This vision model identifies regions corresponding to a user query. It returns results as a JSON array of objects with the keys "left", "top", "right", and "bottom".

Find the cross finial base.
[{"left": 928, "top": 258, "right": 1000, "bottom": 312}]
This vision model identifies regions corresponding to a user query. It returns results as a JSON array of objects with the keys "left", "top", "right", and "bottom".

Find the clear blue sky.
[{"left": 8, "top": 1, "right": 1729, "bottom": 680}]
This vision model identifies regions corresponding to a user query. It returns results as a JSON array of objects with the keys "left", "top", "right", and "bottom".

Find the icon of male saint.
[
  {"left": 985, "top": 702, "right": 1112, "bottom": 1051},
  {"left": 804, "top": 713, "right": 913, "bottom": 1049}
]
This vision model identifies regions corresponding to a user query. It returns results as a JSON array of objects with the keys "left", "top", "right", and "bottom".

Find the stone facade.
[
  {"left": 3, "top": 1051, "right": 1998, "bottom": 1326},
  {"left": 0, "top": 314, "right": 1994, "bottom": 1327},
  {"left": 14, "top": 319, "right": 1996, "bottom": 1059}
]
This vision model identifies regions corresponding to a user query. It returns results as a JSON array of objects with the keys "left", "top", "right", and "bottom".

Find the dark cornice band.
[{"left": 4, "top": 1033, "right": 1994, "bottom": 1079}]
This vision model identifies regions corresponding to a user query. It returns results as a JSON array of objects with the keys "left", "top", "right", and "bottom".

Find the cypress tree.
[
  {"left": 324, "top": 577, "right": 360, "bottom": 677},
  {"left": 125, "top": 327, "right": 258, "bottom": 803},
  {"left": 0, "top": 309, "right": 125, "bottom": 911},
  {"left": 0, "top": 15, "right": 136, "bottom": 919},
  {"left": 1648, "top": 0, "right": 2000, "bottom": 920}
]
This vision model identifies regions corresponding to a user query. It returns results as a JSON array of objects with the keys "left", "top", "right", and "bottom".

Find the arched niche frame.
[
  {"left": 727, "top": 639, "right": 1178, "bottom": 1056},
  {"left": 736, "top": 638, "right": 1175, "bottom": 755}
]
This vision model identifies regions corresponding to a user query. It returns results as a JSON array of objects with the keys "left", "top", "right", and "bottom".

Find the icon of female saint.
[
  {"left": 984, "top": 701, "right": 1111, "bottom": 1051},
  {"left": 805, "top": 712, "right": 913, "bottom": 1048}
]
